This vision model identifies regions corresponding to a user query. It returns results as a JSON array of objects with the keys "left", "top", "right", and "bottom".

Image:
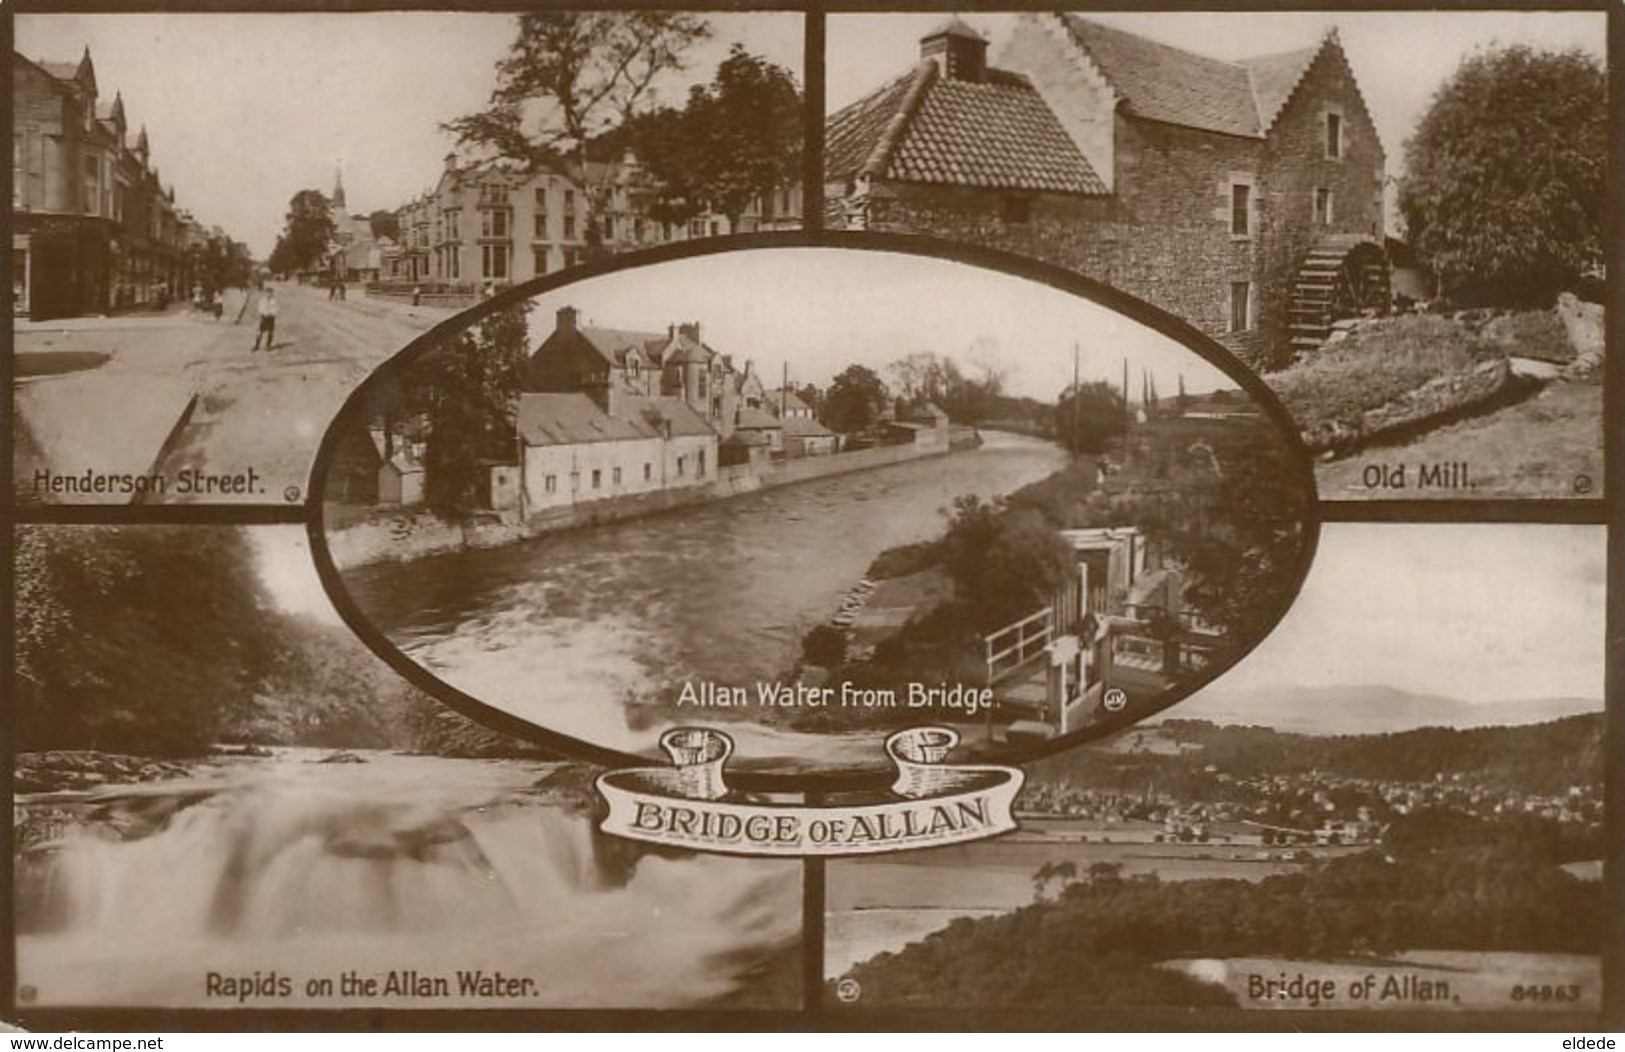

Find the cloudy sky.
[
  {"left": 828, "top": 11, "right": 1605, "bottom": 175},
  {"left": 1203, "top": 523, "right": 1605, "bottom": 706},
  {"left": 517, "top": 246, "right": 1235, "bottom": 400},
  {"left": 16, "top": 12, "right": 803, "bottom": 257}
]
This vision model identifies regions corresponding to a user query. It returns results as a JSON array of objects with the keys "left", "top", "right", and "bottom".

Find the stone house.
[
  {"left": 13, "top": 48, "right": 203, "bottom": 319},
  {"left": 826, "top": 16, "right": 1389, "bottom": 369}
]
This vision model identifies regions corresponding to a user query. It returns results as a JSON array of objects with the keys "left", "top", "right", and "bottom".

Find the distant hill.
[
  {"left": 1052, "top": 711, "right": 1606, "bottom": 799},
  {"left": 1164, "top": 684, "right": 1600, "bottom": 736}
]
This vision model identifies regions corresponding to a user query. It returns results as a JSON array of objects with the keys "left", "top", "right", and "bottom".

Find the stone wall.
[
  {"left": 1256, "top": 41, "right": 1387, "bottom": 367},
  {"left": 862, "top": 126, "right": 1271, "bottom": 369}
]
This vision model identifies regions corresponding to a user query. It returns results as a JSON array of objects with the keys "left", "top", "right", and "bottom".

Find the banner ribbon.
[{"left": 596, "top": 726, "right": 1024, "bottom": 857}]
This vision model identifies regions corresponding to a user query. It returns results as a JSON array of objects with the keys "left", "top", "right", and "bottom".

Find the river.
[
  {"left": 340, "top": 432, "right": 1072, "bottom": 773},
  {"left": 15, "top": 750, "right": 800, "bottom": 1009}
]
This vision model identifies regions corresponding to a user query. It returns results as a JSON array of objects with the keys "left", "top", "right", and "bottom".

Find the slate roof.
[
  {"left": 621, "top": 394, "right": 716, "bottom": 438},
  {"left": 578, "top": 326, "right": 669, "bottom": 367},
  {"left": 518, "top": 393, "right": 650, "bottom": 446},
  {"left": 780, "top": 415, "right": 836, "bottom": 439},
  {"left": 826, "top": 61, "right": 1107, "bottom": 195},
  {"left": 1241, "top": 45, "right": 1323, "bottom": 131},
  {"left": 734, "top": 407, "right": 784, "bottom": 431},
  {"left": 765, "top": 388, "right": 816, "bottom": 417},
  {"left": 518, "top": 392, "right": 719, "bottom": 447},
  {"left": 1061, "top": 16, "right": 1261, "bottom": 138},
  {"left": 38, "top": 60, "right": 82, "bottom": 82},
  {"left": 1060, "top": 15, "right": 1327, "bottom": 139}
]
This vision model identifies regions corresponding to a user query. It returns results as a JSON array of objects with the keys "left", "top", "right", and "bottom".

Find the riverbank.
[
  {"left": 328, "top": 435, "right": 981, "bottom": 571},
  {"left": 331, "top": 431, "right": 1070, "bottom": 772}
]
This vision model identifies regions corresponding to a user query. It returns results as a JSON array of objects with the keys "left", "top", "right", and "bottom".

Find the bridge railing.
[{"left": 985, "top": 607, "right": 1053, "bottom": 684}]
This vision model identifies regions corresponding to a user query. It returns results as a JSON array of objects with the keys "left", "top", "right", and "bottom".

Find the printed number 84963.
[{"left": 1509, "top": 984, "right": 1581, "bottom": 1003}]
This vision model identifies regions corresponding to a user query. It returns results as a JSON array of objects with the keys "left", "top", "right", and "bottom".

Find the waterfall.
[{"left": 16, "top": 755, "right": 799, "bottom": 1008}]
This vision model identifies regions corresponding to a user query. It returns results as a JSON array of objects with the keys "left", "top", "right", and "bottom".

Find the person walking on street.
[{"left": 252, "top": 286, "right": 279, "bottom": 351}]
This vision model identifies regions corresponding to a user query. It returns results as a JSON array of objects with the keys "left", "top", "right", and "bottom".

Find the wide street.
[{"left": 15, "top": 284, "right": 451, "bottom": 506}]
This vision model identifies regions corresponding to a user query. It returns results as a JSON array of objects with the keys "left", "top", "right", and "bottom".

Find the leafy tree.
[
  {"left": 186, "top": 234, "right": 253, "bottom": 294},
  {"left": 446, "top": 12, "right": 710, "bottom": 241},
  {"left": 1399, "top": 46, "right": 1605, "bottom": 306},
  {"left": 794, "top": 382, "right": 824, "bottom": 417},
  {"left": 941, "top": 496, "right": 1075, "bottom": 630},
  {"left": 1054, "top": 380, "right": 1127, "bottom": 454},
  {"left": 888, "top": 349, "right": 1006, "bottom": 422},
  {"left": 631, "top": 45, "right": 802, "bottom": 229},
  {"left": 822, "top": 364, "right": 889, "bottom": 434},
  {"left": 266, "top": 189, "right": 336, "bottom": 276},
  {"left": 368, "top": 209, "right": 402, "bottom": 242},
  {"left": 15, "top": 527, "right": 278, "bottom": 754},
  {"left": 410, "top": 305, "right": 532, "bottom": 516}
]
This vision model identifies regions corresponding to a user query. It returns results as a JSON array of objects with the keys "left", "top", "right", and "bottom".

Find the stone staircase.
[{"left": 1288, "top": 235, "right": 1390, "bottom": 355}]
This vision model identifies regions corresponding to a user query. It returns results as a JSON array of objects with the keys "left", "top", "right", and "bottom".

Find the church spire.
[{"left": 332, "top": 165, "right": 347, "bottom": 211}]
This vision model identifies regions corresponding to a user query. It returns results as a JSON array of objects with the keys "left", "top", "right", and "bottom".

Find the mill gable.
[{"left": 827, "top": 14, "right": 1389, "bottom": 368}]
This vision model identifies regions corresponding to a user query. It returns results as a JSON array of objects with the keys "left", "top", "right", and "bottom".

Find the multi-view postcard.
[{"left": 5, "top": 2, "right": 1618, "bottom": 1036}]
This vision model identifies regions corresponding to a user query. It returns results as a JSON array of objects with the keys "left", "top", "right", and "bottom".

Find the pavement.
[
  {"left": 14, "top": 284, "right": 453, "bottom": 506},
  {"left": 14, "top": 294, "right": 248, "bottom": 505},
  {"left": 150, "top": 284, "right": 449, "bottom": 505}
]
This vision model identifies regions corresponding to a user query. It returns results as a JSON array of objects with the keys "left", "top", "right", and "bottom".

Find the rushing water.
[
  {"left": 15, "top": 751, "right": 800, "bottom": 1008},
  {"left": 341, "top": 433, "right": 1071, "bottom": 772}
]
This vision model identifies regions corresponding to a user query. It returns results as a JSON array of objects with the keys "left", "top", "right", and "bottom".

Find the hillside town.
[{"left": 1017, "top": 722, "right": 1605, "bottom": 848}]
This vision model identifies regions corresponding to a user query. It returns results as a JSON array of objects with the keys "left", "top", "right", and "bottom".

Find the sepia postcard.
[{"left": 4, "top": 2, "right": 1616, "bottom": 1035}]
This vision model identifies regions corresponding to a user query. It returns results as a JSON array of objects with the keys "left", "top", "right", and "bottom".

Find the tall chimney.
[
  {"left": 556, "top": 305, "right": 578, "bottom": 334},
  {"left": 444, "top": 152, "right": 458, "bottom": 174}
]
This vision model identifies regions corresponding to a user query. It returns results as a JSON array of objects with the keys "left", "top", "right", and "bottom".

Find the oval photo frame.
[{"left": 307, "top": 232, "right": 1322, "bottom": 792}]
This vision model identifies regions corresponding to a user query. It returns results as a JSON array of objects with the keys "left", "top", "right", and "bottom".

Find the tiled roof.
[
  {"left": 1061, "top": 15, "right": 1262, "bottom": 138},
  {"left": 826, "top": 61, "right": 1107, "bottom": 195},
  {"left": 825, "top": 68, "right": 922, "bottom": 183},
  {"left": 1241, "top": 45, "right": 1322, "bottom": 131}
]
